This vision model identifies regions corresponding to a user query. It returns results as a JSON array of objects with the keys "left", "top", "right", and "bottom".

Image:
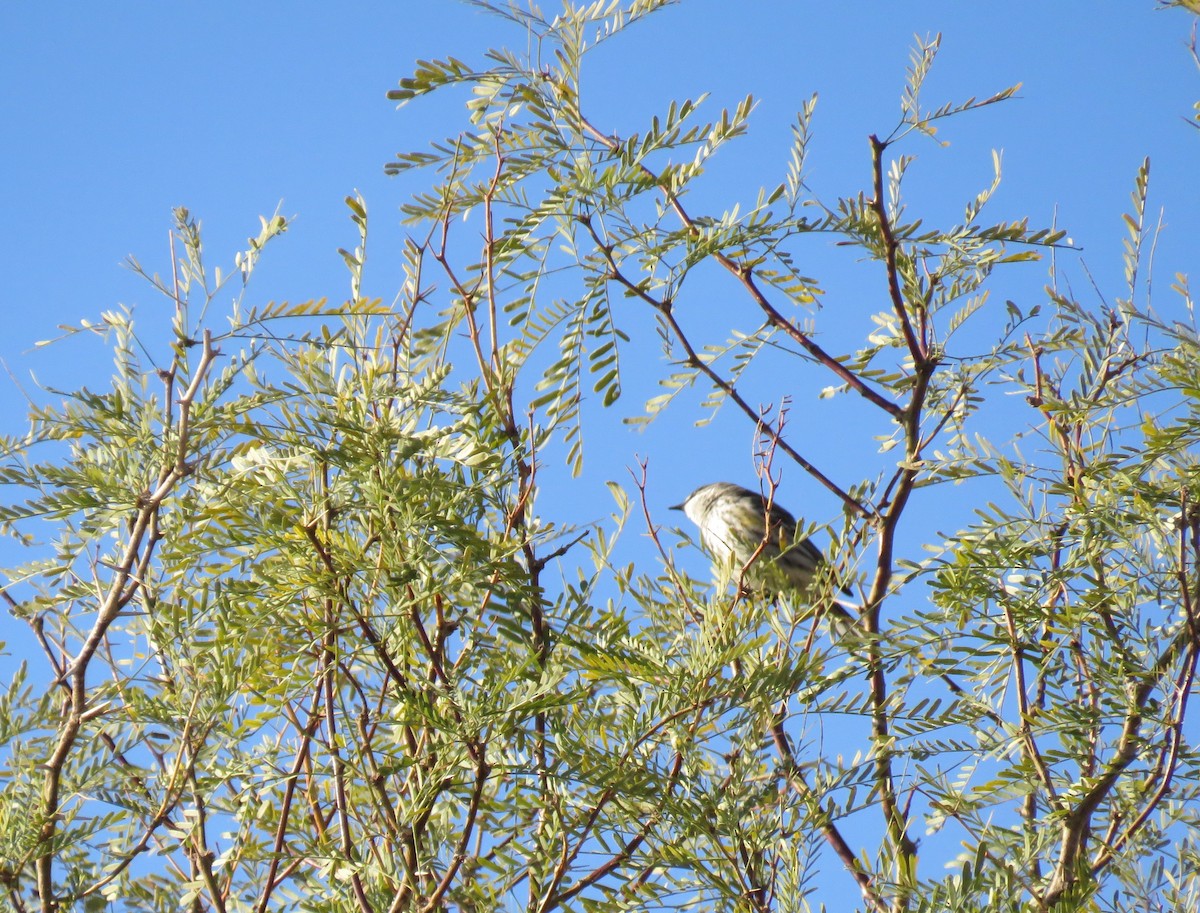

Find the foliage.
[{"left": 3, "top": 3, "right": 1200, "bottom": 913}]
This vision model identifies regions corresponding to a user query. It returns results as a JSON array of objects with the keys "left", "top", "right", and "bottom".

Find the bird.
[{"left": 670, "top": 482, "right": 848, "bottom": 598}]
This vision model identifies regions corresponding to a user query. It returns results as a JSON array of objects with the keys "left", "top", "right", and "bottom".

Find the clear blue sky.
[
  {"left": 1, "top": 2, "right": 1198, "bottom": 907},
  {"left": 3, "top": 1, "right": 1196, "bottom": 561},
  {"left": 2, "top": 1, "right": 1196, "bottom": 442},
  {"left": 2, "top": 3, "right": 1195, "bottom": 385}
]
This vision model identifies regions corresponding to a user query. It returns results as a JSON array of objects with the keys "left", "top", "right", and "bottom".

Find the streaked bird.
[{"left": 671, "top": 482, "right": 847, "bottom": 597}]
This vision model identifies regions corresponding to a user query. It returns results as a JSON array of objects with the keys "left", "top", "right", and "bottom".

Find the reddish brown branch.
[
  {"left": 35, "top": 331, "right": 219, "bottom": 913},
  {"left": 579, "top": 214, "right": 868, "bottom": 519},
  {"left": 868, "top": 135, "right": 925, "bottom": 363},
  {"left": 770, "top": 722, "right": 888, "bottom": 913},
  {"left": 579, "top": 115, "right": 903, "bottom": 422}
]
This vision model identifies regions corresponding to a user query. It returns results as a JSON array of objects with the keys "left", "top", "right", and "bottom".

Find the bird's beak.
[{"left": 668, "top": 503, "right": 684, "bottom": 511}]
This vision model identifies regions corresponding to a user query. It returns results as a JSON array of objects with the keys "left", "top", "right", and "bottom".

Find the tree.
[{"left": 3, "top": 3, "right": 1200, "bottom": 911}]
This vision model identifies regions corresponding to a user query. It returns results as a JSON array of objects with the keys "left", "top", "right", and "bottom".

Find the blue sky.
[
  {"left": 2, "top": 0, "right": 1200, "bottom": 897},
  {"left": 4, "top": 1, "right": 1196, "bottom": 571},
  {"left": 1, "top": 2, "right": 1196, "bottom": 461},
  {"left": 3, "top": 4, "right": 1195, "bottom": 337},
  {"left": 1, "top": 2, "right": 1199, "bottom": 905}
]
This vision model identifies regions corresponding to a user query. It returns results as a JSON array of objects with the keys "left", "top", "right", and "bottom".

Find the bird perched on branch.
[{"left": 671, "top": 482, "right": 849, "bottom": 598}]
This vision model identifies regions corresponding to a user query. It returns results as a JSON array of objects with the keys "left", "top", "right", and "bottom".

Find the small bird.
[{"left": 671, "top": 482, "right": 846, "bottom": 597}]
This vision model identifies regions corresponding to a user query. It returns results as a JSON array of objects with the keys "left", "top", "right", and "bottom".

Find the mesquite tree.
[{"left": 3, "top": 3, "right": 1200, "bottom": 912}]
